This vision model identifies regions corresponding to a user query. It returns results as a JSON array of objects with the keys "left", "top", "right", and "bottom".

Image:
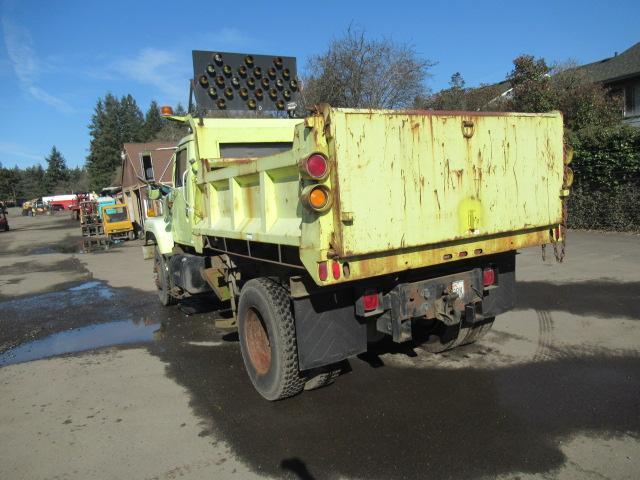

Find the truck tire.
[
  {"left": 459, "top": 317, "right": 495, "bottom": 346},
  {"left": 304, "top": 366, "right": 341, "bottom": 391},
  {"left": 237, "top": 278, "right": 305, "bottom": 401},
  {"left": 127, "top": 230, "right": 135, "bottom": 241},
  {"left": 154, "top": 247, "right": 177, "bottom": 306},
  {"left": 421, "top": 321, "right": 462, "bottom": 353}
]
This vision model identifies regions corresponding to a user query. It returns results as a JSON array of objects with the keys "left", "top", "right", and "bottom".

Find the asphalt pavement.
[{"left": 0, "top": 209, "right": 638, "bottom": 480}]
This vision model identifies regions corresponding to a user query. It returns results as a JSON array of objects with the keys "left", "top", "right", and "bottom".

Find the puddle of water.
[
  {"left": 0, "top": 320, "right": 159, "bottom": 366},
  {"left": 27, "top": 237, "right": 121, "bottom": 255},
  {"left": 1, "top": 280, "right": 115, "bottom": 308}
]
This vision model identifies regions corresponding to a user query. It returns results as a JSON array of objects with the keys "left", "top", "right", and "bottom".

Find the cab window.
[{"left": 174, "top": 149, "right": 187, "bottom": 187}]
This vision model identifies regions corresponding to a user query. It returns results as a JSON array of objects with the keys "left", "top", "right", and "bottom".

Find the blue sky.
[{"left": 1, "top": 0, "right": 639, "bottom": 169}]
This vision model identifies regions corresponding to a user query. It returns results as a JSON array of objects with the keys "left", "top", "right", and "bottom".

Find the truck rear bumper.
[{"left": 292, "top": 252, "right": 516, "bottom": 371}]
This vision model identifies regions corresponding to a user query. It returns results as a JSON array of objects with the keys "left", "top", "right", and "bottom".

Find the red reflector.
[
  {"left": 555, "top": 226, "right": 561, "bottom": 239},
  {"left": 363, "top": 291, "right": 379, "bottom": 311},
  {"left": 483, "top": 268, "right": 496, "bottom": 287},
  {"left": 332, "top": 261, "right": 341, "bottom": 280},
  {"left": 318, "top": 262, "right": 328, "bottom": 281},
  {"left": 306, "top": 154, "right": 328, "bottom": 178}
]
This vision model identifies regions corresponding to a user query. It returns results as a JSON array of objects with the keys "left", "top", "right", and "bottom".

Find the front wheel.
[
  {"left": 153, "top": 247, "right": 176, "bottom": 306},
  {"left": 237, "top": 278, "right": 305, "bottom": 401}
]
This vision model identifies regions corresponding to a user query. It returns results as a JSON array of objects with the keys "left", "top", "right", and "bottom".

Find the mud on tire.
[{"left": 238, "top": 278, "right": 305, "bottom": 401}]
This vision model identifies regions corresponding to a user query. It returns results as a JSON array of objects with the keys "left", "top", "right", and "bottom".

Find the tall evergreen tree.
[
  {"left": 44, "top": 146, "right": 69, "bottom": 193},
  {"left": 86, "top": 93, "right": 146, "bottom": 190},
  {"left": 143, "top": 100, "right": 164, "bottom": 140},
  {"left": 18, "top": 164, "right": 47, "bottom": 199}
]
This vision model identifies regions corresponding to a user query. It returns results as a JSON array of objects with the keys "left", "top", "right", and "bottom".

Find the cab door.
[{"left": 171, "top": 141, "right": 195, "bottom": 246}]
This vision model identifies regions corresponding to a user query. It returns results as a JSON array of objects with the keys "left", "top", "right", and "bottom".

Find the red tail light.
[
  {"left": 301, "top": 153, "right": 329, "bottom": 179},
  {"left": 332, "top": 261, "right": 341, "bottom": 280},
  {"left": 318, "top": 262, "right": 328, "bottom": 281},
  {"left": 483, "top": 267, "right": 496, "bottom": 287},
  {"left": 363, "top": 290, "right": 379, "bottom": 311}
]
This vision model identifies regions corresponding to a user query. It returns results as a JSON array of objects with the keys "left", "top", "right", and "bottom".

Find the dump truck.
[{"left": 143, "top": 51, "right": 572, "bottom": 401}]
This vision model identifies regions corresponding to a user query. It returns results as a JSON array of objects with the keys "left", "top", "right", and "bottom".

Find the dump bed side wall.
[{"left": 330, "top": 110, "right": 564, "bottom": 257}]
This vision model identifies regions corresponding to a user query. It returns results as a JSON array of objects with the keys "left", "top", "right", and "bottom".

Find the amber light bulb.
[
  {"left": 198, "top": 75, "right": 209, "bottom": 87},
  {"left": 245, "top": 55, "right": 254, "bottom": 66},
  {"left": 217, "top": 98, "right": 226, "bottom": 109},
  {"left": 255, "top": 88, "right": 264, "bottom": 99},
  {"left": 253, "top": 67, "right": 262, "bottom": 77},
  {"left": 238, "top": 65, "right": 247, "bottom": 77},
  {"left": 261, "top": 77, "right": 270, "bottom": 88},
  {"left": 273, "top": 56, "right": 283, "bottom": 69},
  {"left": 247, "top": 77, "right": 256, "bottom": 88},
  {"left": 213, "top": 53, "right": 223, "bottom": 65},
  {"left": 208, "top": 87, "right": 218, "bottom": 98},
  {"left": 283, "top": 68, "right": 290, "bottom": 79},
  {"left": 268, "top": 67, "right": 276, "bottom": 78},
  {"left": 247, "top": 98, "right": 257, "bottom": 109},
  {"left": 206, "top": 64, "right": 216, "bottom": 75},
  {"left": 276, "top": 99, "right": 285, "bottom": 110},
  {"left": 239, "top": 87, "right": 249, "bottom": 98},
  {"left": 269, "top": 88, "right": 278, "bottom": 99}
]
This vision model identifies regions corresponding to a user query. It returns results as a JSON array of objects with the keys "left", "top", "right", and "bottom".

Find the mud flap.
[{"left": 293, "top": 290, "right": 367, "bottom": 371}]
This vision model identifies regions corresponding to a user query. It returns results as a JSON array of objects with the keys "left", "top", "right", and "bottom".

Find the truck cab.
[{"left": 103, "top": 203, "right": 135, "bottom": 241}]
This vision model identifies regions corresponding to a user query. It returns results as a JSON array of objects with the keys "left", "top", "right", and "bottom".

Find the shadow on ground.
[
  {"left": 516, "top": 279, "right": 640, "bottom": 319},
  {"left": 148, "top": 325, "right": 640, "bottom": 480}
]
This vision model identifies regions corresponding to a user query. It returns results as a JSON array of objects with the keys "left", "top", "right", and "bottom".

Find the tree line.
[
  {"left": 0, "top": 96, "right": 188, "bottom": 202},
  {"left": 1, "top": 27, "right": 637, "bottom": 230}
]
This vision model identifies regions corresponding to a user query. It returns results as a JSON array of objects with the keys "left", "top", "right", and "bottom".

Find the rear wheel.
[
  {"left": 154, "top": 247, "right": 176, "bottom": 306},
  {"left": 238, "top": 278, "right": 305, "bottom": 401},
  {"left": 459, "top": 317, "right": 495, "bottom": 346},
  {"left": 127, "top": 230, "right": 135, "bottom": 241},
  {"left": 304, "top": 365, "right": 341, "bottom": 391},
  {"left": 419, "top": 316, "right": 495, "bottom": 353}
]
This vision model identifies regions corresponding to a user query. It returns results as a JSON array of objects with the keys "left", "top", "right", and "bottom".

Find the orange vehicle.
[{"left": 102, "top": 203, "right": 135, "bottom": 240}]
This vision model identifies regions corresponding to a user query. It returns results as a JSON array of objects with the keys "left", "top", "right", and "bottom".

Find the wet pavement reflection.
[{"left": 1, "top": 279, "right": 639, "bottom": 479}]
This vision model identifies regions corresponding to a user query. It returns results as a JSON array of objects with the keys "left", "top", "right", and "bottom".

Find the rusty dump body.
[
  {"left": 317, "top": 108, "right": 565, "bottom": 277},
  {"left": 186, "top": 106, "right": 566, "bottom": 286}
]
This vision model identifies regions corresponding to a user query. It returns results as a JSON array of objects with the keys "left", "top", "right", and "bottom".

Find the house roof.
[
  {"left": 121, "top": 141, "right": 176, "bottom": 189},
  {"left": 573, "top": 42, "right": 640, "bottom": 84}
]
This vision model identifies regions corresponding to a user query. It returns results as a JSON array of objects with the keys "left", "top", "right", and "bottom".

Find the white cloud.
[
  {"left": 1, "top": 17, "right": 74, "bottom": 113},
  {"left": 111, "top": 47, "right": 187, "bottom": 103},
  {"left": 0, "top": 141, "right": 43, "bottom": 163},
  {"left": 106, "top": 28, "right": 262, "bottom": 104}
]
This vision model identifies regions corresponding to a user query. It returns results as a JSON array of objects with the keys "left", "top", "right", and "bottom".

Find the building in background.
[
  {"left": 573, "top": 42, "right": 640, "bottom": 127},
  {"left": 120, "top": 142, "right": 175, "bottom": 236}
]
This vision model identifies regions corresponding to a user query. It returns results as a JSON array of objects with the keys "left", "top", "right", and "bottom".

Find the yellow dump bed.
[
  {"left": 191, "top": 107, "right": 565, "bottom": 285},
  {"left": 327, "top": 109, "right": 564, "bottom": 257}
]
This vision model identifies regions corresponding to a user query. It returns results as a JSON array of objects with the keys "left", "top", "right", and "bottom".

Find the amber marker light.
[
  {"left": 301, "top": 184, "right": 332, "bottom": 212},
  {"left": 160, "top": 106, "right": 174, "bottom": 116}
]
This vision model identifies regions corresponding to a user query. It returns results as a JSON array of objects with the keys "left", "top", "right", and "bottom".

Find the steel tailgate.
[{"left": 329, "top": 109, "right": 564, "bottom": 257}]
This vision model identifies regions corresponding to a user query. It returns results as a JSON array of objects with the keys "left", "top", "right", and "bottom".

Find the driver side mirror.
[{"left": 149, "top": 188, "right": 161, "bottom": 200}]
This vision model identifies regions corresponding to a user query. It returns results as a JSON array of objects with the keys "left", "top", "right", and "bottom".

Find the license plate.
[{"left": 452, "top": 280, "right": 465, "bottom": 299}]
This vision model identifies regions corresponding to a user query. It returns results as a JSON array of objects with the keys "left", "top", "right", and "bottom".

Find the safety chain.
[
  {"left": 553, "top": 192, "right": 568, "bottom": 263},
  {"left": 542, "top": 153, "right": 572, "bottom": 263}
]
